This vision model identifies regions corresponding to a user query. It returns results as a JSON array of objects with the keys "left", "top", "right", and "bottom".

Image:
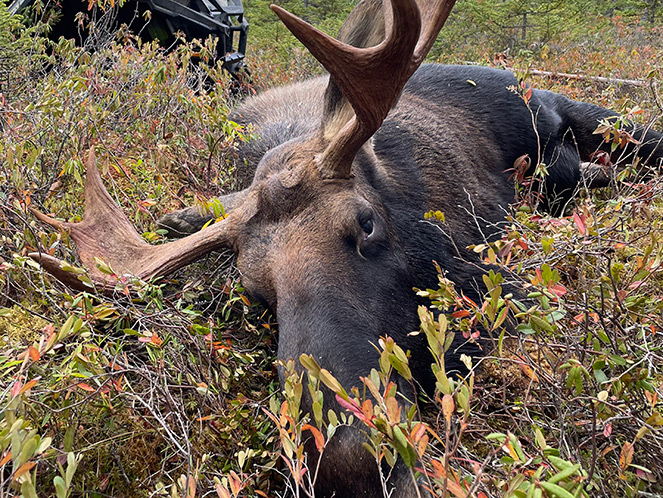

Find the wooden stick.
[
  {"left": 459, "top": 61, "right": 646, "bottom": 87},
  {"left": 514, "top": 68, "right": 645, "bottom": 87}
]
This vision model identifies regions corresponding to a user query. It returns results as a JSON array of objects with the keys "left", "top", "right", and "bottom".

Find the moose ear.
[{"left": 321, "top": 0, "right": 386, "bottom": 140}]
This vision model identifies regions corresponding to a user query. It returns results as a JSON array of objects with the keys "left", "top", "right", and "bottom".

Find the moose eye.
[
  {"left": 356, "top": 209, "right": 386, "bottom": 258},
  {"left": 360, "top": 218, "right": 374, "bottom": 235}
]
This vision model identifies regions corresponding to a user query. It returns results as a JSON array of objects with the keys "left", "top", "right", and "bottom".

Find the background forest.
[{"left": 2, "top": 0, "right": 663, "bottom": 497}]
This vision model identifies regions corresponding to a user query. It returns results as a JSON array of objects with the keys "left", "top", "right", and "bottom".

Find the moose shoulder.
[{"left": 31, "top": 0, "right": 663, "bottom": 496}]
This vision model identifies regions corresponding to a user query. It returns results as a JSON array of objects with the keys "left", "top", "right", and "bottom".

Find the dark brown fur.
[{"left": 158, "top": 5, "right": 663, "bottom": 497}]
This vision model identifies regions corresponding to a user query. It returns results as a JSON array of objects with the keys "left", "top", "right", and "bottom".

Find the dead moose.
[{"left": 31, "top": 0, "right": 663, "bottom": 496}]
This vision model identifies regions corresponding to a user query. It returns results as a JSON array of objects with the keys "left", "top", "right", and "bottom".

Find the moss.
[{"left": 0, "top": 305, "right": 48, "bottom": 349}]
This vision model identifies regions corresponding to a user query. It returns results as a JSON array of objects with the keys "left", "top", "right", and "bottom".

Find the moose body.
[
  {"left": 31, "top": 1, "right": 663, "bottom": 496},
  {"left": 160, "top": 63, "right": 663, "bottom": 496}
]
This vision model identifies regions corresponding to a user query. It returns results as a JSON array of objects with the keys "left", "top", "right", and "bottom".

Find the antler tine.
[
  {"left": 30, "top": 149, "right": 240, "bottom": 293},
  {"left": 272, "top": 0, "right": 420, "bottom": 178},
  {"left": 271, "top": 0, "right": 456, "bottom": 179},
  {"left": 413, "top": 0, "right": 456, "bottom": 66}
]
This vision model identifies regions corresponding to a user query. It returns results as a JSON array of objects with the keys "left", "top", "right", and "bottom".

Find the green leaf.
[
  {"left": 388, "top": 355, "right": 412, "bottom": 381},
  {"left": 18, "top": 435, "right": 38, "bottom": 466},
  {"left": 54, "top": 476, "right": 67, "bottom": 498},
  {"left": 63, "top": 426, "right": 75, "bottom": 453},
  {"left": 530, "top": 315, "right": 554, "bottom": 334},
  {"left": 65, "top": 452, "right": 79, "bottom": 486},
  {"left": 540, "top": 481, "right": 576, "bottom": 498},
  {"left": 21, "top": 480, "right": 39, "bottom": 498},
  {"left": 548, "top": 463, "right": 582, "bottom": 484}
]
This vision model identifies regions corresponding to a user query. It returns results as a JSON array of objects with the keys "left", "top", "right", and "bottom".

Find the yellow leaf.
[
  {"left": 319, "top": 369, "right": 343, "bottom": 393},
  {"left": 442, "top": 394, "right": 454, "bottom": 423}
]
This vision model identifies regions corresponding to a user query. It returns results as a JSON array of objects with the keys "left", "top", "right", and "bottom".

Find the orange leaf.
[
  {"left": 12, "top": 461, "right": 36, "bottom": 481},
  {"left": 601, "top": 445, "right": 617, "bottom": 458},
  {"left": 361, "top": 399, "right": 374, "bottom": 423},
  {"left": 19, "top": 378, "right": 40, "bottom": 396},
  {"left": 77, "top": 382, "right": 96, "bottom": 392},
  {"left": 214, "top": 483, "right": 231, "bottom": 498},
  {"left": 228, "top": 470, "right": 242, "bottom": 496},
  {"left": 429, "top": 459, "right": 465, "bottom": 497},
  {"left": 451, "top": 310, "right": 470, "bottom": 319},
  {"left": 150, "top": 334, "right": 163, "bottom": 346},
  {"left": 619, "top": 441, "right": 634, "bottom": 470},
  {"left": 411, "top": 423, "right": 426, "bottom": 442},
  {"left": 0, "top": 451, "right": 11, "bottom": 467},
  {"left": 28, "top": 346, "right": 40, "bottom": 362},
  {"left": 430, "top": 458, "right": 447, "bottom": 479},
  {"left": 518, "top": 363, "right": 539, "bottom": 383},
  {"left": 302, "top": 424, "right": 325, "bottom": 452},
  {"left": 417, "top": 434, "right": 428, "bottom": 457},
  {"left": 505, "top": 441, "right": 520, "bottom": 461}
]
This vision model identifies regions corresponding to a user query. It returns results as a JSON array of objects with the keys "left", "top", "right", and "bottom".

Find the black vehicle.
[{"left": 10, "top": 0, "right": 249, "bottom": 77}]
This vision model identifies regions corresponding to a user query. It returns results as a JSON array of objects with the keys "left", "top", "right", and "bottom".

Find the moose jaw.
[{"left": 30, "top": 0, "right": 663, "bottom": 496}]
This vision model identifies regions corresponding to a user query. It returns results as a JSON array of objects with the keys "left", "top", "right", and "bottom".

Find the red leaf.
[
  {"left": 461, "top": 295, "right": 478, "bottom": 308},
  {"left": 603, "top": 422, "right": 613, "bottom": 438},
  {"left": 77, "top": 382, "right": 96, "bottom": 392},
  {"left": 573, "top": 212, "right": 586, "bottom": 235},
  {"left": 492, "top": 305, "right": 509, "bottom": 331},
  {"left": 11, "top": 380, "right": 22, "bottom": 399},
  {"left": 335, "top": 395, "right": 362, "bottom": 418},
  {"left": 549, "top": 284, "right": 567, "bottom": 297}
]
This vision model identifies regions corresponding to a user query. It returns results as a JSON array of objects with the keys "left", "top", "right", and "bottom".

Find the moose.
[{"left": 30, "top": 0, "right": 663, "bottom": 496}]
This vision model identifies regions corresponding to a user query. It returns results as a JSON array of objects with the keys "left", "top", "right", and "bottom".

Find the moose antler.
[
  {"left": 30, "top": 149, "right": 242, "bottom": 292},
  {"left": 271, "top": 0, "right": 456, "bottom": 178}
]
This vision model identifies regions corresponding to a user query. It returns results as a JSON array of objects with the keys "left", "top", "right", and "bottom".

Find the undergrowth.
[{"left": 1, "top": 1, "right": 663, "bottom": 497}]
